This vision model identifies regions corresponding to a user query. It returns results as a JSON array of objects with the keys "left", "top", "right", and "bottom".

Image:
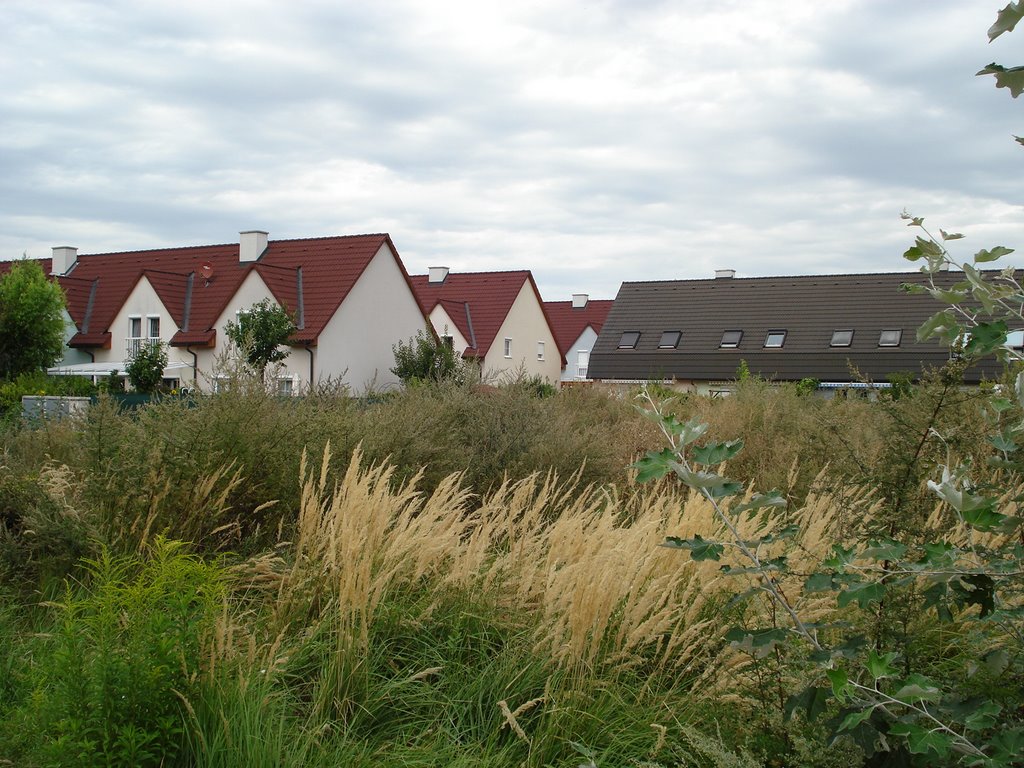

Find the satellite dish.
[{"left": 200, "top": 262, "right": 214, "bottom": 280}]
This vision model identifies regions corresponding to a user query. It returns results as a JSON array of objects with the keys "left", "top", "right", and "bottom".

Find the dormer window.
[
  {"left": 720, "top": 330, "right": 742, "bottom": 348},
  {"left": 659, "top": 331, "right": 681, "bottom": 349},
  {"left": 763, "top": 330, "right": 786, "bottom": 348},
  {"left": 879, "top": 329, "right": 902, "bottom": 347},
  {"left": 618, "top": 331, "right": 640, "bottom": 349}
]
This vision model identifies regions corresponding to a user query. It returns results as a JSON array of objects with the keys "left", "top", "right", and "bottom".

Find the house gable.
[
  {"left": 484, "top": 279, "right": 562, "bottom": 382},
  {"left": 317, "top": 241, "right": 430, "bottom": 390}
]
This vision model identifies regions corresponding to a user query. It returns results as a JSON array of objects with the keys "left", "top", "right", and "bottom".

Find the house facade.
[
  {"left": 588, "top": 270, "right": 1008, "bottom": 393},
  {"left": 543, "top": 294, "right": 613, "bottom": 382},
  {"left": 409, "top": 268, "right": 563, "bottom": 383},
  {"left": 32, "top": 231, "right": 428, "bottom": 393}
]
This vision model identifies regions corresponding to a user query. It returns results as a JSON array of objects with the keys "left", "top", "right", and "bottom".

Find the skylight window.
[
  {"left": 618, "top": 331, "right": 640, "bottom": 349},
  {"left": 659, "top": 331, "right": 681, "bottom": 349},
  {"left": 830, "top": 329, "right": 853, "bottom": 347},
  {"left": 764, "top": 331, "right": 786, "bottom": 348},
  {"left": 878, "top": 329, "right": 902, "bottom": 347},
  {"left": 720, "top": 330, "right": 742, "bottom": 348}
]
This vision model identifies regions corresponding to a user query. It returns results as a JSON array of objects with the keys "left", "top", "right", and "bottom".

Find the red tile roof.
[
  {"left": 543, "top": 299, "right": 613, "bottom": 358},
  {"left": 1, "top": 234, "right": 417, "bottom": 348},
  {"left": 410, "top": 270, "right": 563, "bottom": 363}
]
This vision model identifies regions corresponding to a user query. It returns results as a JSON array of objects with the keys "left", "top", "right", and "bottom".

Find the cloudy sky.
[{"left": 1, "top": 0, "right": 1021, "bottom": 299}]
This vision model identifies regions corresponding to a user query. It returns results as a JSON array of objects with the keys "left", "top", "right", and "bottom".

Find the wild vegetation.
[{"left": 0, "top": 356, "right": 1020, "bottom": 766}]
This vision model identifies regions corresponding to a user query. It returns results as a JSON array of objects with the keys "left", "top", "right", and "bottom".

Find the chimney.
[
  {"left": 51, "top": 246, "right": 78, "bottom": 276},
  {"left": 714, "top": 269, "right": 736, "bottom": 279},
  {"left": 239, "top": 230, "right": 268, "bottom": 262},
  {"left": 571, "top": 293, "right": 589, "bottom": 308},
  {"left": 428, "top": 266, "right": 449, "bottom": 283}
]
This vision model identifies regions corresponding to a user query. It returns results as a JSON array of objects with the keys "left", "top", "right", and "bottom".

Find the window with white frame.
[
  {"left": 576, "top": 350, "right": 589, "bottom": 379},
  {"left": 127, "top": 316, "right": 143, "bottom": 356},
  {"left": 277, "top": 375, "right": 297, "bottom": 397},
  {"left": 147, "top": 315, "right": 160, "bottom": 339},
  {"left": 536, "top": 341, "right": 545, "bottom": 361},
  {"left": 504, "top": 338, "right": 512, "bottom": 358}
]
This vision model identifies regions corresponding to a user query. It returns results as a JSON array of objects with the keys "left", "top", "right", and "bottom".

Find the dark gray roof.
[{"left": 588, "top": 271, "right": 1010, "bottom": 384}]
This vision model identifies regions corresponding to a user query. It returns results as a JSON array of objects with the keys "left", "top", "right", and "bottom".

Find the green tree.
[
  {"left": 391, "top": 328, "right": 464, "bottom": 385},
  {"left": 0, "top": 259, "right": 67, "bottom": 380},
  {"left": 224, "top": 299, "right": 296, "bottom": 383},
  {"left": 125, "top": 340, "right": 168, "bottom": 394}
]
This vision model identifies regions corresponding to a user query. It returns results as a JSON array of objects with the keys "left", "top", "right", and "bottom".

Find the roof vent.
[
  {"left": 572, "top": 293, "right": 589, "bottom": 308},
  {"left": 714, "top": 269, "right": 736, "bottom": 279},
  {"left": 239, "top": 230, "right": 268, "bottom": 262},
  {"left": 428, "top": 266, "right": 449, "bottom": 283},
  {"left": 51, "top": 246, "right": 78, "bottom": 276}
]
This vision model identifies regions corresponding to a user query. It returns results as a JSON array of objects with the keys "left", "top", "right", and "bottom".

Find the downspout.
[
  {"left": 182, "top": 273, "right": 198, "bottom": 388},
  {"left": 186, "top": 346, "right": 199, "bottom": 389},
  {"left": 304, "top": 342, "right": 314, "bottom": 390},
  {"left": 298, "top": 268, "right": 312, "bottom": 390}
]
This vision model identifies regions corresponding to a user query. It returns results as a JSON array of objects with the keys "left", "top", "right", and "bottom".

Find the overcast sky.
[{"left": 1, "top": 0, "right": 1021, "bottom": 300}]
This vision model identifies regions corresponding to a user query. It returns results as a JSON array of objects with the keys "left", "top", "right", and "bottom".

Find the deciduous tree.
[
  {"left": 0, "top": 259, "right": 67, "bottom": 380},
  {"left": 224, "top": 299, "right": 296, "bottom": 383}
]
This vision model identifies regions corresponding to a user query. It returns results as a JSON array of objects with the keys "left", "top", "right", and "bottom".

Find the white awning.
[{"left": 47, "top": 361, "right": 193, "bottom": 377}]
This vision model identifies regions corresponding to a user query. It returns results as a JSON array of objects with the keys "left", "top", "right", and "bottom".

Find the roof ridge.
[
  {"left": 620, "top": 269, "right": 1006, "bottom": 286},
  {"left": 412, "top": 269, "right": 532, "bottom": 278},
  {"left": 73, "top": 233, "right": 390, "bottom": 258}
]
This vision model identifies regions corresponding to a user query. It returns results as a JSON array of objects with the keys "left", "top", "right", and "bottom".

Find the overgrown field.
[{"left": 0, "top": 375, "right": 1020, "bottom": 766}]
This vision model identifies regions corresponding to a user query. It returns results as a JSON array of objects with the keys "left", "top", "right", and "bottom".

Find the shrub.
[
  {"left": 126, "top": 341, "right": 168, "bottom": 394},
  {"left": 0, "top": 539, "right": 225, "bottom": 767}
]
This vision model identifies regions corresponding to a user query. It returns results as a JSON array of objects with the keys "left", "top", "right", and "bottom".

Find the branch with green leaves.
[{"left": 633, "top": 375, "right": 1019, "bottom": 762}]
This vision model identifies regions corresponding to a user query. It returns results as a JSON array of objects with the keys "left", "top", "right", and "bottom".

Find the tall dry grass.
[{"left": 238, "top": 446, "right": 884, "bottom": 707}]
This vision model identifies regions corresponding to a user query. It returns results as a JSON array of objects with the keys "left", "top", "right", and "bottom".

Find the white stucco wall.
[
  {"left": 316, "top": 243, "right": 428, "bottom": 392},
  {"left": 59, "top": 309, "right": 93, "bottom": 366},
  {"left": 194, "top": 270, "right": 305, "bottom": 390},
  {"left": 483, "top": 281, "right": 561, "bottom": 384},
  {"left": 92, "top": 276, "right": 191, "bottom": 380},
  {"left": 427, "top": 305, "right": 470, "bottom": 355},
  {"left": 559, "top": 326, "right": 599, "bottom": 382}
]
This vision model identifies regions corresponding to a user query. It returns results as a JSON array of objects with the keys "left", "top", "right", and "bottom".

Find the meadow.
[{"left": 0, "top": 373, "right": 1018, "bottom": 767}]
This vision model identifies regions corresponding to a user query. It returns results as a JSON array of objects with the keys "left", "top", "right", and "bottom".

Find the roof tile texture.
[
  {"left": 2, "top": 234, "right": 406, "bottom": 347},
  {"left": 589, "top": 271, "right": 1010, "bottom": 383}
]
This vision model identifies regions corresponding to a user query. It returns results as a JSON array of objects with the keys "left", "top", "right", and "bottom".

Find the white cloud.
[{"left": 0, "top": 0, "right": 1021, "bottom": 302}]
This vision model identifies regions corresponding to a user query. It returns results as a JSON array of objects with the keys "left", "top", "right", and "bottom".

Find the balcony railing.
[{"left": 126, "top": 337, "right": 160, "bottom": 356}]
